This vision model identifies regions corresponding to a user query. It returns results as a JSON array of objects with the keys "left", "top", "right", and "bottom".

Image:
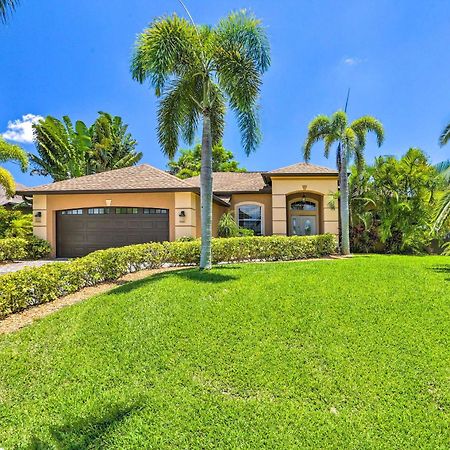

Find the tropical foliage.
[
  {"left": 349, "top": 148, "right": 443, "bottom": 253},
  {"left": 303, "top": 110, "right": 384, "bottom": 254},
  {"left": 0, "top": 136, "right": 28, "bottom": 197},
  {"left": 217, "top": 212, "right": 254, "bottom": 238},
  {"left": 31, "top": 112, "right": 141, "bottom": 181},
  {"left": 168, "top": 142, "right": 246, "bottom": 179},
  {"left": 0, "top": 206, "right": 32, "bottom": 238},
  {"left": 131, "top": 10, "right": 270, "bottom": 269}
]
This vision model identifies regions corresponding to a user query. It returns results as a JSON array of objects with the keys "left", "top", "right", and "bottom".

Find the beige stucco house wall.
[{"left": 20, "top": 162, "right": 340, "bottom": 257}]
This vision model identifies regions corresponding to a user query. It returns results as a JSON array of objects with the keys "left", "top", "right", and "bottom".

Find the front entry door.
[{"left": 291, "top": 216, "right": 316, "bottom": 236}]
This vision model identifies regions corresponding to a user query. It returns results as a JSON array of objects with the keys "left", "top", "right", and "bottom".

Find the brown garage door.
[{"left": 56, "top": 207, "right": 169, "bottom": 258}]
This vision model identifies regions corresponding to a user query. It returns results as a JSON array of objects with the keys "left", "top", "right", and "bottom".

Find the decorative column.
[
  {"left": 323, "top": 192, "right": 339, "bottom": 236},
  {"left": 272, "top": 192, "right": 287, "bottom": 235},
  {"left": 32, "top": 195, "right": 48, "bottom": 241},
  {"left": 174, "top": 192, "right": 197, "bottom": 239}
]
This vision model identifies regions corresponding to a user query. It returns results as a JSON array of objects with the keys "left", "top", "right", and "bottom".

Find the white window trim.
[{"left": 234, "top": 202, "right": 265, "bottom": 235}]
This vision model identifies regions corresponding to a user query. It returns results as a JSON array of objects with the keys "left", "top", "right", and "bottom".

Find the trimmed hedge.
[
  {"left": 0, "top": 238, "right": 28, "bottom": 261},
  {"left": 0, "top": 237, "right": 51, "bottom": 262},
  {"left": 0, "top": 234, "right": 337, "bottom": 319}
]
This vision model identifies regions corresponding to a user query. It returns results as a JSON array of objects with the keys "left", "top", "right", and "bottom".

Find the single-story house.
[{"left": 18, "top": 162, "right": 339, "bottom": 258}]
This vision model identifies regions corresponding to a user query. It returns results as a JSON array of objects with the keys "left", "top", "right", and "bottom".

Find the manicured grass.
[{"left": 0, "top": 255, "right": 449, "bottom": 449}]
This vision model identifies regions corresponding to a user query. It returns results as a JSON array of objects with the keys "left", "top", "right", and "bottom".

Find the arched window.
[
  {"left": 290, "top": 200, "right": 317, "bottom": 211},
  {"left": 236, "top": 203, "right": 263, "bottom": 235}
]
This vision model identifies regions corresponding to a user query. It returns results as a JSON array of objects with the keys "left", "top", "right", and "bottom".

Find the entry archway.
[{"left": 286, "top": 192, "right": 323, "bottom": 236}]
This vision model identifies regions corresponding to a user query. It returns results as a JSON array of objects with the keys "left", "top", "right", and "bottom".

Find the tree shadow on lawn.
[
  {"left": 430, "top": 265, "right": 450, "bottom": 282},
  {"left": 106, "top": 267, "right": 241, "bottom": 297},
  {"left": 28, "top": 401, "right": 143, "bottom": 449}
]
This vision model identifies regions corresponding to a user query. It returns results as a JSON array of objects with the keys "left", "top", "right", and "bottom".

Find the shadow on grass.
[
  {"left": 430, "top": 265, "right": 450, "bottom": 281},
  {"left": 106, "top": 266, "right": 241, "bottom": 296},
  {"left": 28, "top": 402, "right": 142, "bottom": 449}
]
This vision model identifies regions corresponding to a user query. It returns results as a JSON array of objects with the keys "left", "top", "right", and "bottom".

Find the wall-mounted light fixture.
[
  {"left": 105, "top": 199, "right": 112, "bottom": 207},
  {"left": 34, "top": 211, "right": 42, "bottom": 223},
  {"left": 34, "top": 211, "right": 42, "bottom": 218},
  {"left": 179, "top": 210, "right": 186, "bottom": 223}
]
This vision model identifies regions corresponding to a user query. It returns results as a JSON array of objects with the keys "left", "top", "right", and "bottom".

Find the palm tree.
[
  {"left": 0, "top": 0, "right": 18, "bottom": 23},
  {"left": 0, "top": 136, "right": 28, "bottom": 197},
  {"left": 31, "top": 116, "right": 91, "bottom": 181},
  {"left": 434, "top": 159, "right": 450, "bottom": 233},
  {"left": 131, "top": 11, "right": 270, "bottom": 269},
  {"left": 303, "top": 111, "right": 384, "bottom": 255},
  {"left": 31, "top": 113, "right": 141, "bottom": 181},
  {"left": 89, "top": 112, "right": 142, "bottom": 173}
]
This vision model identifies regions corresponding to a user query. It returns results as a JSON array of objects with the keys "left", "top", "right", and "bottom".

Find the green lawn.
[{"left": 0, "top": 255, "right": 449, "bottom": 449}]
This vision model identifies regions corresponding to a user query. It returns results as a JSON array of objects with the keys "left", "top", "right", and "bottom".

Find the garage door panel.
[{"left": 57, "top": 207, "right": 169, "bottom": 257}]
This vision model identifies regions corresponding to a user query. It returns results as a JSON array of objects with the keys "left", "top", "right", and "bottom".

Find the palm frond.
[
  {"left": 350, "top": 116, "right": 384, "bottom": 147},
  {"left": 131, "top": 15, "right": 200, "bottom": 96},
  {"left": 439, "top": 122, "right": 450, "bottom": 146},
  {"left": 235, "top": 104, "right": 261, "bottom": 155},
  {"left": 324, "top": 134, "right": 337, "bottom": 159},
  {"left": 215, "top": 10, "right": 270, "bottom": 73},
  {"left": 435, "top": 159, "right": 450, "bottom": 184},
  {"left": 0, "top": 136, "right": 28, "bottom": 171},
  {"left": 434, "top": 189, "right": 450, "bottom": 232},
  {"left": 0, "top": 0, "right": 18, "bottom": 23},
  {"left": 157, "top": 76, "right": 202, "bottom": 158},
  {"left": 303, "top": 115, "right": 331, "bottom": 161},
  {"left": 215, "top": 45, "right": 261, "bottom": 113},
  {"left": 330, "top": 110, "right": 348, "bottom": 134}
]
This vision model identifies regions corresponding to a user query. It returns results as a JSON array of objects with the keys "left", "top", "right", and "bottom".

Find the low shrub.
[
  {"left": 0, "top": 234, "right": 337, "bottom": 319},
  {"left": 25, "top": 236, "right": 52, "bottom": 260},
  {"left": 0, "top": 237, "right": 52, "bottom": 262},
  {"left": 0, "top": 238, "right": 28, "bottom": 262}
]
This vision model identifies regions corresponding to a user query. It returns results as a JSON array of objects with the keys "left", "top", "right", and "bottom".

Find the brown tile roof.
[
  {"left": 185, "top": 172, "right": 269, "bottom": 193},
  {"left": 0, "top": 183, "right": 26, "bottom": 206},
  {"left": 17, "top": 164, "right": 196, "bottom": 194},
  {"left": 267, "top": 162, "right": 338, "bottom": 175}
]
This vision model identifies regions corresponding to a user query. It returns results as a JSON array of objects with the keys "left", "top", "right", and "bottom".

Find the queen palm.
[
  {"left": 0, "top": 136, "right": 28, "bottom": 197},
  {"left": 303, "top": 111, "right": 384, "bottom": 255},
  {"left": 131, "top": 11, "right": 270, "bottom": 269}
]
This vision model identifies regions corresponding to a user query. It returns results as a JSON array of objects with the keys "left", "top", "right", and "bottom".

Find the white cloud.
[
  {"left": 343, "top": 57, "right": 364, "bottom": 66},
  {"left": 2, "top": 114, "right": 44, "bottom": 143}
]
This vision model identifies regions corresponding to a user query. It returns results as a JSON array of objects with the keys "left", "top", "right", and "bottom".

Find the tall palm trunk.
[
  {"left": 200, "top": 113, "right": 213, "bottom": 269},
  {"left": 339, "top": 146, "right": 351, "bottom": 255}
]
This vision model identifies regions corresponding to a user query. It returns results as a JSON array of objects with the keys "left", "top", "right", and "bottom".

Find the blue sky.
[{"left": 1, "top": 0, "right": 449, "bottom": 186}]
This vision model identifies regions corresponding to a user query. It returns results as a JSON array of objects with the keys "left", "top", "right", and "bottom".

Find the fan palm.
[
  {"left": 303, "top": 111, "right": 384, "bottom": 254},
  {"left": 0, "top": 136, "right": 28, "bottom": 197},
  {"left": 131, "top": 11, "right": 270, "bottom": 269}
]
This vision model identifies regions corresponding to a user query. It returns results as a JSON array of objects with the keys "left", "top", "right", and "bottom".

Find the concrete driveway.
[{"left": 0, "top": 260, "right": 66, "bottom": 275}]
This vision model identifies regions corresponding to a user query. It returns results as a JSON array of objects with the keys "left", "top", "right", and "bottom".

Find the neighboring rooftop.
[
  {"left": 185, "top": 172, "right": 268, "bottom": 193},
  {"left": 17, "top": 164, "right": 197, "bottom": 194},
  {"left": 0, "top": 183, "right": 26, "bottom": 206},
  {"left": 267, "top": 162, "right": 338, "bottom": 175}
]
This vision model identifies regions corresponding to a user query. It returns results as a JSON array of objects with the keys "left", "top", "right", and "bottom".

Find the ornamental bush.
[
  {"left": 0, "top": 234, "right": 337, "bottom": 319},
  {"left": 0, "top": 238, "right": 28, "bottom": 261},
  {"left": 0, "top": 237, "right": 51, "bottom": 262}
]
